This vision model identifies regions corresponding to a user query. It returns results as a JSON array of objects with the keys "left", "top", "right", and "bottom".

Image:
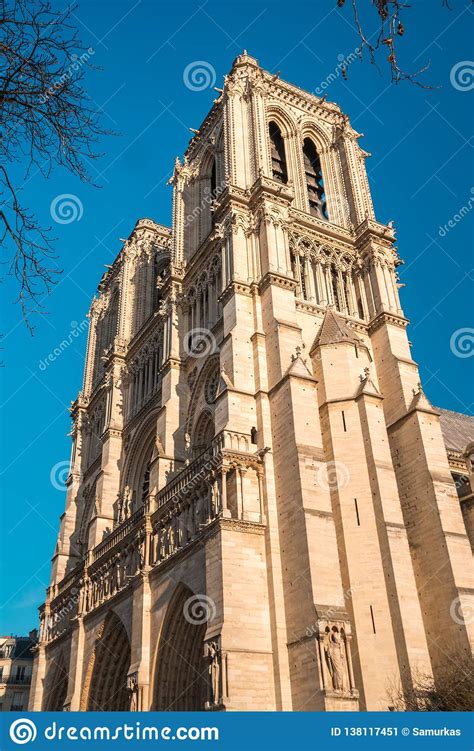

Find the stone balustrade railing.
[
  {"left": 92, "top": 506, "right": 145, "bottom": 563},
  {"left": 41, "top": 433, "right": 266, "bottom": 644}
]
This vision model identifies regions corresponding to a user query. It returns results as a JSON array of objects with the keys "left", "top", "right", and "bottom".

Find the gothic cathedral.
[{"left": 30, "top": 53, "right": 474, "bottom": 712}]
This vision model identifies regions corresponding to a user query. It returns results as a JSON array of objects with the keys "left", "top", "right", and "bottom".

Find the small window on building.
[{"left": 12, "top": 692, "right": 24, "bottom": 711}]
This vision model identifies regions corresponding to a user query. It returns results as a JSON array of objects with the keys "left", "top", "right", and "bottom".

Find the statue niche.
[
  {"left": 204, "top": 637, "right": 226, "bottom": 710},
  {"left": 324, "top": 627, "right": 345, "bottom": 691}
]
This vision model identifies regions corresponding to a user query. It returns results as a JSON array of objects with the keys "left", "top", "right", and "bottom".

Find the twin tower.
[{"left": 30, "top": 53, "right": 473, "bottom": 712}]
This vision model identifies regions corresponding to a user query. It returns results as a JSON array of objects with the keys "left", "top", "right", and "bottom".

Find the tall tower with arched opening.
[{"left": 29, "top": 53, "right": 473, "bottom": 713}]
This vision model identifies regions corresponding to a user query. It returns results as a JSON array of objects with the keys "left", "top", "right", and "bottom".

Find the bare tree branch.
[
  {"left": 0, "top": 0, "right": 112, "bottom": 329},
  {"left": 337, "top": 0, "right": 449, "bottom": 87},
  {"left": 388, "top": 657, "right": 474, "bottom": 711}
]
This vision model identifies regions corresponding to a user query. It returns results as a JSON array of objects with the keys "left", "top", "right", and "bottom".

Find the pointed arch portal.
[
  {"left": 85, "top": 611, "right": 131, "bottom": 711},
  {"left": 43, "top": 653, "right": 68, "bottom": 711},
  {"left": 153, "top": 585, "right": 207, "bottom": 711}
]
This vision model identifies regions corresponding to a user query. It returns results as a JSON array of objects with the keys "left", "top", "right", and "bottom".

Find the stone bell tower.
[{"left": 30, "top": 53, "right": 472, "bottom": 714}]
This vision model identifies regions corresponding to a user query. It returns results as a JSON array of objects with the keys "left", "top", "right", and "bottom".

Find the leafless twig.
[{"left": 0, "top": 0, "right": 112, "bottom": 329}]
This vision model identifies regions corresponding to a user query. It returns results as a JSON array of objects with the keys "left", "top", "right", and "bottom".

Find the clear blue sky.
[{"left": 1, "top": 0, "right": 473, "bottom": 635}]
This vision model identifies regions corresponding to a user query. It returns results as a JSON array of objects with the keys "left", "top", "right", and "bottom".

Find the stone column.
[
  {"left": 127, "top": 573, "right": 152, "bottom": 710},
  {"left": 220, "top": 467, "right": 231, "bottom": 518}
]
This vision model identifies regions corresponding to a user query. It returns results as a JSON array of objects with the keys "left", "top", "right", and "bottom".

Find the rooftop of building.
[
  {"left": 0, "top": 632, "right": 37, "bottom": 659},
  {"left": 438, "top": 408, "right": 474, "bottom": 454}
]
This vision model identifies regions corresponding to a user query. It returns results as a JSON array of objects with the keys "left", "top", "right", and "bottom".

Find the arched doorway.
[
  {"left": 43, "top": 652, "right": 68, "bottom": 711},
  {"left": 85, "top": 611, "right": 131, "bottom": 711},
  {"left": 153, "top": 585, "right": 207, "bottom": 710}
]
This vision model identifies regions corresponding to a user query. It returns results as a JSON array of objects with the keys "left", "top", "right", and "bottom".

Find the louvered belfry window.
[
  {"left": 269, "top": 122, "right": 288, "bottom": 184},
  {"left": 303, "top": 138, "right": 327, "bottom": 218}
]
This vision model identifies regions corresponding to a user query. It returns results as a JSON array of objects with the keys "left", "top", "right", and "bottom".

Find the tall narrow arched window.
[
  {"left": 303, "top": 138, "right": 327, "bottom": 219},
  {"left": 269, "top": 122, "right": 288, "bottom": 184},
  {"left": 210, "top": 158, "right": 217, "bottom": 198}
]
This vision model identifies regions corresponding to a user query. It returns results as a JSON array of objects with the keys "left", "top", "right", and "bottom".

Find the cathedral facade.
[{"left": 29, "top": 53, "right": 473, "bottom": 712}]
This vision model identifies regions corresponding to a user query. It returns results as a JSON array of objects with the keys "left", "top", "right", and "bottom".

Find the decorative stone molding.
[
  {"left": 368, "top": 311, "right": 409, "bottom": 333},
  {"left": 258, "top": 272, "right": 297, "bottom": 293}
]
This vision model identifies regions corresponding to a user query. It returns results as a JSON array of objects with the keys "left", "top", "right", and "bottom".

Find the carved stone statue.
[
  {"left": 127, "top": 672, "right": 139, "bottom": 711},
  {"left": 325, "top": 629, "right": 345, "bottom": 691},
  {"left": 184, "top": 432, "right": 192, "bottom": 465},
  {"left": 208, "top": 641, "right": 220, "bottom": 705},
  {"left": 138, "top": 537, "right": 146, "bottom": 569},
  {"left": 123, "top": 486, "right": 134, "bottom": 517}
]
